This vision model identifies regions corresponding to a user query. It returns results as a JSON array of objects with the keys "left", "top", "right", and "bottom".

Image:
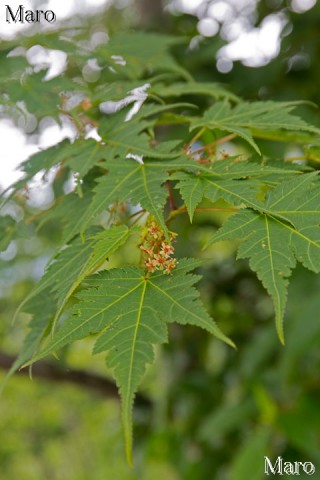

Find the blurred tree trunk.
[
  {"left": 134, "top": 0, "right": 166, "bottom": 29},
  {"left": 0, "top": 352, "right": 151, "bottom": 407}
]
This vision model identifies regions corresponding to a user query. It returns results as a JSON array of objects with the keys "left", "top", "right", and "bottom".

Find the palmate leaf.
[
  {"left": 83, "top": 159, "right": 168, "bottom": 232},
  {"left": 78, "top": 156, "right": 174, "bottom": 234},
  {"left": 40, "top": 158, "right": 175, "bottom": 242},
  {"left": 207, "top": 173, "right": 320, "bottom": 343},
  {"left": 172, "top": 158, "right": 302, "bottom": 221},
  {"left": 192, "top": 101, "right": 320, "bottom": 154},
  {"left": 11, "top": 104, "right": 183, "bottom": 197},
  {"left": 60, "top": 153, "right": 306, "bottom": 241},
  {"left": 23, "top": 258, "right": 233, "bottom": 464},
  {"left": 48, "top": 156, "right": 208, "bottom": 242}
]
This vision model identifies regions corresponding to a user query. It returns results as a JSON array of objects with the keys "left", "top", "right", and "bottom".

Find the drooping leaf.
[
  {"left": 23, "top": 259, "right": 233, "bottom": 464},
  {"left": 207, "top": 173, "right": 320, "bottom": 342}
]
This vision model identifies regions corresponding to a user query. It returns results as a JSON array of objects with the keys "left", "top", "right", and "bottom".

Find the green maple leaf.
[
  {"left": 37, "top": 145, "right": 178, "bottom": 242},
  {"left": 78, "top": 156, "right": 173, "bottom": 234},
  {"left": 206, "top": 173, "right": 320, "bottom": 343},
  {"left": 23, "top": 259, "right": 233, "bottom": 464},
  {"left": 2, "top": 106, "right": 183, "bottom": 202},
  {"left": 192, "top": 101, "right": 320, "bottom": 154},
  {"left": 172, "top": 158, "right": 302, "bottom": 221}
]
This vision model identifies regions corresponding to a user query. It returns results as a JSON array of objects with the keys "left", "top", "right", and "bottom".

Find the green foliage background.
[{"left": 1, "top": 1, "right": 320, "bottom": 478}]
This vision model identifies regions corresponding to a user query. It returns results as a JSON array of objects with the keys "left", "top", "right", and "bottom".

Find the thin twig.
[
  {"left": 185, "top": 127, "right": 206, "bottom": 151},
  {"left": 165, "top": 181, "right": 176, "bottom": 210},
  {"left": 131, "top": 211, "right": 147, "bottom": 227},
  {"left": 192, "top": 133, "right": 237, "bottom": 155},
  {"left": 127, "top": 209, "right": 146, "bottom": 221}
]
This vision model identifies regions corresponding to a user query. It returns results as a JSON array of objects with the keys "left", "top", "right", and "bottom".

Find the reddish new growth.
[{"left": 140, "top": 222, "right": 177, "bottom": 275}]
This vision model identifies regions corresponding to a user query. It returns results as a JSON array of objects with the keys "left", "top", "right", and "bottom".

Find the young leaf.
[
  {"left": 207, "top": 173, "right": 320, "bottom": 343},
  {"left": 23, "top": 259, "right": 233, "bottom": 464}
]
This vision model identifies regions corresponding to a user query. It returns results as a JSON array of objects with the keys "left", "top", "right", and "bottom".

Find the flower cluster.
[{"left": 140, "top": 221, "right": 177, "bottom": 275}]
